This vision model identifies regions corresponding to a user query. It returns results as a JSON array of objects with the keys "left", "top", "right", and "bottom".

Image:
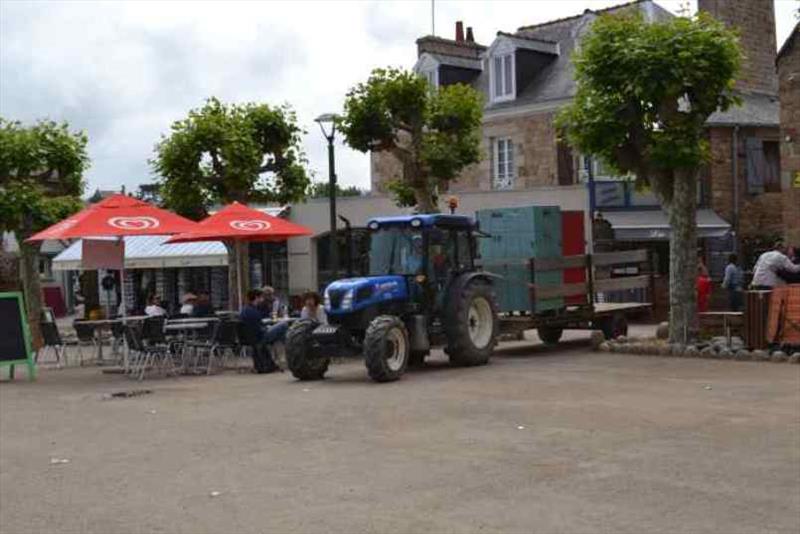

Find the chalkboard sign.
[{"left": 0, "top": 292, "right": 36, "bottom": 380}]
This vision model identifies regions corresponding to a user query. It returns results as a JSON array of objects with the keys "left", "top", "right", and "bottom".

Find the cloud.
[{"left": 1, "top": 0, "right": 795, "bottom": 197}]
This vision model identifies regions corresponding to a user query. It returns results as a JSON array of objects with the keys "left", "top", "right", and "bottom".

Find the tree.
[
  {"left": 134, "top": 183, "right": 162, "bottom": 205},
  {"left": 339, "top": 68, "right": 483, "bottom": 213},
  {"left": 0, "top": 118, "right": 89, "bottom": 346},
  {"left": 151, "top": 97, "right": 311, "bottom": 307},
  {"left": 556, "top": 12, "right": 741, "bottom": 344},
  {"left": 307, "top": 181, "right": 363, "bottom": 199}
]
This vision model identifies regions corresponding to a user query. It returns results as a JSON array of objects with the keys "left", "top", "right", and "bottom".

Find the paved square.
[{"left": 1, "top": 339, "right": 799, "bottom": 534}]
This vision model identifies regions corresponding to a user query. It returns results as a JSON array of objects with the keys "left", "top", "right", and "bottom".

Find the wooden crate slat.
[
  {"left": 593, "top": 250, "right": 649, "bottom": 267},
  {"left": 594, "top": 275, "right": 651, "bottom": 293}
]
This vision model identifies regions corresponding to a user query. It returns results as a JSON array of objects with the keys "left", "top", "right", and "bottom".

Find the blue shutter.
[{"left": 745, "top": 137, "right": 765, "bottom": 194}]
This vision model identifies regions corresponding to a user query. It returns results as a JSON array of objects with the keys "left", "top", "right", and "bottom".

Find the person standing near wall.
[
  {"left": 751, "top": 241, "right": 800, "bottom": 290},
  {"left": 721, "top": 253, "right": 744, "bottom": 311}
]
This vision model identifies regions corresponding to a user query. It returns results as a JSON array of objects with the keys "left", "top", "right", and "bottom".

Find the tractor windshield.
[{"left": 369, "top": 226, "right": 424, "bottom": 275}]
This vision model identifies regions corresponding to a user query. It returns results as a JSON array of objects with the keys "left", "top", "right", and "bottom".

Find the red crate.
[{"left": 561, "top": 211, "right": 586, "bottom": 306}]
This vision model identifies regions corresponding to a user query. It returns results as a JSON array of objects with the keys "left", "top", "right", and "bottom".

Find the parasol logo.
[
  {"left": 230, "top": 220, "right": 270, "bottom": 232},
  {"left": 108, "top": 216, "right": 160, "bottom": 230}
]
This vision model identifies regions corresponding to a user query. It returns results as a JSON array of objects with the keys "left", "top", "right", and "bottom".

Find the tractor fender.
[{"left": 444, "top": 272, "right": 497, "bottom": 314}]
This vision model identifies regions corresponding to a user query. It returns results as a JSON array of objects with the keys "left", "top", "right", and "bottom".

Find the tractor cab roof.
[{"left": 367, "top": 214, "right": 475, "bottom": 230}]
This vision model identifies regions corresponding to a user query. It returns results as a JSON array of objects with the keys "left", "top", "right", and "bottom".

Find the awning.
[
  {"left": 52, "top": 235, "right": 228, "bottom": 271},
  {"left": 603, "top": 209, "right": 731, "bottom": 241}
]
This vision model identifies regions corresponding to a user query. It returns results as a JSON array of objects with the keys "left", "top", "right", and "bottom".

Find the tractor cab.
[{"left": 323, "top": 214, "right": 478, "bottom": 322}]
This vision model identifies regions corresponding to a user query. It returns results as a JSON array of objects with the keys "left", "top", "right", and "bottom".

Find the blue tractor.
[{"left": 285, "top": 214, "right": 500, "bottom": 382}]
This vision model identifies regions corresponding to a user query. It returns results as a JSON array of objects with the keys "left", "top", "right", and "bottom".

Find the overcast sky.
[{"left": 1, "top": 0, "right": 797, "bottom": 197}]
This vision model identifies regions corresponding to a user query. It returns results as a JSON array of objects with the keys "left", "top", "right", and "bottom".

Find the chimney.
[
  {"left": 466, "top": 27, "right": 475, "bottom": 42},
  {"left": 455, "top": 21, "right": 464, "bottom": 42}
]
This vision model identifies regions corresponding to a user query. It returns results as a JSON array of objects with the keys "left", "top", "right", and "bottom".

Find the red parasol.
[
  {"left": 166, "top": 202, "right": 313, "bottom": 309},
  {"left": 26, "top": 194, "right": 199, "bottom": 242},
  {"left": 165, "top": 202, "right": 312, "bottom": 244}
]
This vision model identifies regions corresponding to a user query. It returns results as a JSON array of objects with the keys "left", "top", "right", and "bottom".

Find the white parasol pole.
[{"left": 119, "top": 236, "right": 129, "bottom": 373}]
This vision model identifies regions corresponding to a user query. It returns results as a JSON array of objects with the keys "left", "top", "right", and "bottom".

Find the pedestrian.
[
  {"left": 144, "top": 295, "right": 167, "bottom": 317},
  {"left": 239, "top": 289, "right": 278, "bottom": 373},
  {"left": 721, "top": 253, "right": 744, "bottom": 311},
  {"left": 179, "top": 292, "right": 197, "bottom": 315},
  {"left": 300, "top": 291, "right": 327, "bottom": 324},
  {"left": 696, "top": 265, "right": 712, "bottom": 313},
  {"left": 751, "top": 241, "right": 800, "bottom": 290},
  {"left": 778, "top": 245, "right": 800, "bottom": 284}
]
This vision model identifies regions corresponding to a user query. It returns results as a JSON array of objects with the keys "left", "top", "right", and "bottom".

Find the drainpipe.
[{"left": 731, "top": 125, "right": 740, "bottom": 255}]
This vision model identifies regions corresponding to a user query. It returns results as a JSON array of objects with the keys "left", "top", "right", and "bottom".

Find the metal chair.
[
  {"left": 124, "top": 324, "right": 174, "bottom": 380},
  {"left": 73, "top": 321, "right": 98, "bottom": 365},
  {"left": 37, "top": 322, "right": 67, "bottom": 367},
  {"left": 186, "top": 319, "right": 238, "bottom": 374}
]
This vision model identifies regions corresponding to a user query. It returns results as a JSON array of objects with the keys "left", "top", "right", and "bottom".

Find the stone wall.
[
  {"left": 706, "top": 125, "right": 785, "bottom": 241},
  {"left": 698, "top": 0, "right": 778, "bottom": 95},
  {"left": 370, "top": 110, "right": 561, "bottom": 195},
  {"left": 779, "top": 30, "right": 800, "bottom": 245}
]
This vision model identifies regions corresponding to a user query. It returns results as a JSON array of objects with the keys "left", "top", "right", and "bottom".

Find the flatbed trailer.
[{"left": 486, "top": 249, "right": 654, "bottom": 343}]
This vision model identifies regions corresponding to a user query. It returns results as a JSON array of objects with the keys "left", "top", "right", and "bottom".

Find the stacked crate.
[{"left": 477, "top": 206, "right": 563, "bottom": 313}]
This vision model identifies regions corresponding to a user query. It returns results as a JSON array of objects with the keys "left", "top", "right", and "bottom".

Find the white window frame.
[
  {"left": 493, "top": 138, "right": 515, "bottom": 190},
  {"left": 423, "top": 68, "right": 438, "bottom": 89},
  {"left": 490, "top": 52, "right": 515, "bottom": 103}
]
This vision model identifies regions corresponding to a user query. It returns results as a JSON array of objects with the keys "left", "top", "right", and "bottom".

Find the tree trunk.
[
  {"left": 19, "top": 239, "right": 43, "bottom": 350},
  {"left": 667, "top": 168, "right": 698, "bottom": 344},
  {"left": 413, "top": 186, "right": 438, "bottom": 213}
]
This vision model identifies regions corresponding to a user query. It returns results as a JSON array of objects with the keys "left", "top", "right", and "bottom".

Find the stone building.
[
  {"left": 778, "top": 22, "right": 800, "bottom": 245},
  {"left": 373, "top": 0, "right": 794, "bottom": 277}
]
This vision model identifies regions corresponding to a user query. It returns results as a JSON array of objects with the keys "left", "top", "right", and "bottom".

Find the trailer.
[{"left": 483, "top": 248, "right": 653, "bottom": 344}]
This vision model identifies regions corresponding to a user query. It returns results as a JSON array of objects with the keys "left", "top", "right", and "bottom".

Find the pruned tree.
[
  {"left": 339, "top": 68, "right": 483, "bottom": 213},
  {"left": 0, "top": 118, "right": 89, "bottom": 346},
  {"left": 151, "top": 97, "right": 310, "bottom": 307},
  {"left": 557, "top": 12, "right": 741, "bottom": 343}
]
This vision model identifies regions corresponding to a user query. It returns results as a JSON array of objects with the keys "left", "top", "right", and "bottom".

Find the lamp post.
[{"left": 315, "top": 113, "right": 339, "bottom": 279}]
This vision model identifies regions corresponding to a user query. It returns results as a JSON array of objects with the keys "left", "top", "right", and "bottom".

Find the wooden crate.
[{"left": 766, "top": 286, "right": 800, "bottom": 346}]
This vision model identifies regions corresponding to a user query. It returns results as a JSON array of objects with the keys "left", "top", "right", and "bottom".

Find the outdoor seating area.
[{"left": 35, "top": 313, "right": 297, "bottom": 380}]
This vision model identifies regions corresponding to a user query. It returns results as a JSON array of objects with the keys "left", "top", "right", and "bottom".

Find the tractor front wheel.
[
  {"left": 364, "top": 315, "right": 410, "bottom": 382},
  {"left": 286, "top": 319, "right": 330, "bottom": 381},
  {"left": 445, "top": 280, "right": 499, "bottom": 367}
]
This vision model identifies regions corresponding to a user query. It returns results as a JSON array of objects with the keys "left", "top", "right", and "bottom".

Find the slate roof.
[
  {"left": 483, "top": 0, "right": 674, "bottom": 112},
  {"left": 777, "top": 22, "right": 799, "bottom": 62},
  {"left": 706, "top": 91, "right": 780, "bottom": 127}
]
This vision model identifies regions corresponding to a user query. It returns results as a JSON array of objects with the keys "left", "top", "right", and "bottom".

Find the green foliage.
[
  {"left": 556, "top": 12, "right": 741, "bottom": 203},
  {"left": 0, "top": 118, "right": 88, "bottom": 237},
  {"left": 151, "top": 97, "right": 310, "bottom": 220},
  {"left": 307, "top": 181, "right": 364, "bottom": 199},
  {"left": 339, "top": 68, "right": 483, "bottom": 212}
]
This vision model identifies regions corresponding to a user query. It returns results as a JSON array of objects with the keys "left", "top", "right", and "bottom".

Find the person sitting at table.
[
  {"left": 258, "top": 285, "right": 283, "bottom": 318},
  {"left": 300, "top": 291, "right": 327, "bottom": 324},
  {"left": 179, "top": 292, "right": 197, "bottom": 315},
  {"left": 145, "top": 295, "right": 167, "bottom": 317},
  {"left": 239, "top": 289, "right": 279, "bottom": 373},
  {"left": 192, "top": 291, "right": 214, "bottom": 317}
]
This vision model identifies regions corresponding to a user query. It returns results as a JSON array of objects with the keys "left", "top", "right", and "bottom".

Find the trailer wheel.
[
  {"left": 537, "top": 327, "right": 563, "bottom": 345},
  {"left": 445, "top": 279, "right": 499, "bottom": 367},
  {"left": 286, "top": 319, "right": 330, "bottom": 381},
  {"left": 364, "top": 315, "right": 410, "bottom": 382},
  {"left": 598, "top": 312, "right": 628, "bottom": 340}
]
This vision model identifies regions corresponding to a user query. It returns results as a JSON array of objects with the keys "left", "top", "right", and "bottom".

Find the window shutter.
[
  {"left": 503, "top": 55, "right": 513, "bottom": 96},
  {"left": 745, "top": 137, "right": 765, "bottom": 194},
  {"left": 557, "top": 141, "right": 574, "bottom": 185}
]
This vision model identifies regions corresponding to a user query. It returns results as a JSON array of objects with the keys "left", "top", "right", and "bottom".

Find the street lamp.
[{"left": 315, "top": 113, "right": 339, "bottom": 279}]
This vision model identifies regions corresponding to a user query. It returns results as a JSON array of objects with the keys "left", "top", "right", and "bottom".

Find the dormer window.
[
  {"left": 422, "top": 68, "right": 438, "bottom": 89},
  {"left": 491, "top": 53, "right": 515, "bottom": 102}
]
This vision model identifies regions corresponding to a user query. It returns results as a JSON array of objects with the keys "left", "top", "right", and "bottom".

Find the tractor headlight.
[
  {"left": 341, "top": 288, "right": 354, "bottom": 310},
  {"left": 410, "top": 218, "right": 422, "bottom": 228},
  {"left": 323, "top": 288, "right": 331, "bottom": 309}
]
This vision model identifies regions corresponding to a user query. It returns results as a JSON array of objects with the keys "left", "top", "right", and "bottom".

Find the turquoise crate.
[{"left": 477, "top": 206, "right": 563, "bottom": 313}]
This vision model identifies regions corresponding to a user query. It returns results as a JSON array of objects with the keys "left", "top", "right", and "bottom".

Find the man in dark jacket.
[{"left": 239, "top": 290, "right": 277, "bottom": 373}]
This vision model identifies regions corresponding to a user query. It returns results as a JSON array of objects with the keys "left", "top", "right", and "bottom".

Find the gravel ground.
[{"left": 1, "top": 330, "right": 798, "bottom": 534}]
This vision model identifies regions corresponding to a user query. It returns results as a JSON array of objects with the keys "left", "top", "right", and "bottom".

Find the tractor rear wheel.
[
  {"left": 286, "top": 319, "right": 330, "bottom": 381},
  {"left": 364, "top": 315, "right": 410, "bottom": 382},
  {"left": 537, "top": 327, "right": 563, "bottom": 345},
  {"left": 445, "top": 279, "right": 499, "bottom": 367}
]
